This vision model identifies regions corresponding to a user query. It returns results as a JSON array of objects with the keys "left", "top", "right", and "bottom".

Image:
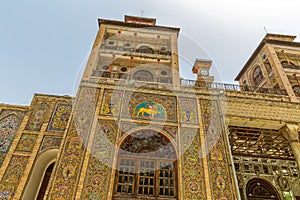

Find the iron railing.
[{"left": 180, "top": 78, "right": 288, "bottom": 96}]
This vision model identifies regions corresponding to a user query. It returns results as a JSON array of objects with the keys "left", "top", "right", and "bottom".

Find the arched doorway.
[
  {"left": 246, "top": 178, "right": 280, "bottom": 200},
  {"left": 22, "top": 149, "right": 58, "bottom": 200},
  {"left": 113, "top": 130, "right": 177, "bottom": 200}
]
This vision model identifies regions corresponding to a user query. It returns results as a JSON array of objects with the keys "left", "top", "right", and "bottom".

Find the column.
[{"left": 281, "top": 124, "right": 300, "bottom": 171}]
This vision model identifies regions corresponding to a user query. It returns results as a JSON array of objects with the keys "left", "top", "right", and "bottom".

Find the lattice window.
[
  {"left": 228, "top": 127, "right": 294, "bottom": 160},
  {"left": 114, "top": 130, "right": 177, "bottom": 199}
]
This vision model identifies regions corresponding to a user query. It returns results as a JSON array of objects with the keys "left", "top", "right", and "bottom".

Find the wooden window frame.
[{"left": 113, "top": 155, "right": 177, "bottom": 200}]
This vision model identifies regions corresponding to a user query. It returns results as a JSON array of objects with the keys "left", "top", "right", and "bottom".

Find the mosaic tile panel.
[
  {"left": 48, "top": 123, "right": 85, "bottom": 200},
  {"left": 180, "top": 128, "right": 206, "bottom": 199},
  {"left": 81, "top": 120, "right": 117, "bottom": 199},
  {"left": 16, "top": 134, "right": 38, "bottom": 152},
  {"left": 200, "top": 99, "right": 234, "bottom": 199},
  {"left": 100, "top": 90, "right": 123, "bottom": 116},
  {"left": 25, "top": 101, "right": 51, "bottom": 131},
  {"left": 39, "top": 136, "right": 63, "bottom": 152},
  {"left": 49, "top": 87, "right": 97, "bottom": 199},
  {"left": 0, "top": 110, "right": 25, "bottom": 120},
  {"left": 48, "top": 103, "right": 72, "bottom": 132},
  {"left": 73, "top": 87, "right": 98, "bottom": 144},
  {"left": 122, "top": 92, "right": 177, "bottom": 122},
  {"left": 0, "top": 115, "right": 20, "bottom": 154},
  {"left": 178, "top": 98, "right": 198, "bottom": 124},
  {"left": 0, "top": 156, "right": 29, "bottom": 199},
  {"left": 0, "top": 154, "right": 5, "bottom": 167}
]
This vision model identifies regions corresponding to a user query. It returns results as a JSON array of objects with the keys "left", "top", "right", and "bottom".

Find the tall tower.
[
  {"left": 44, "top": 15, "right": 238, "bottom": 200},
  {"left": 235, "top": 33, "right": 300, "bottom": 102}
]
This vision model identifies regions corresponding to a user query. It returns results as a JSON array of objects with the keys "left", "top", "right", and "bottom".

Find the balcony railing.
[
  {"left": 180, "top": 78, "right": 288, "bottom": 96},
  {"left": 88, "top": 74, "right": 288, "bottom": 96}
]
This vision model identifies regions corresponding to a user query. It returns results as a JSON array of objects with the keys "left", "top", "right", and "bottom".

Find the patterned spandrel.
[
  {"left": 48, "top": 103, "right": 72, "bottom": 132},
  {"left": 39, "top": 136, "right": 63, "bottom": 152}
]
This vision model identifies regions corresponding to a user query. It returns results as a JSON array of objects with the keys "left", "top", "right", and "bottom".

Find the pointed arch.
[
  {"left": 22, "top": 149, "right": 58, "bottom": 200},
  {"left": 0, "top": 113, "right": 21, "bottom": 155}
]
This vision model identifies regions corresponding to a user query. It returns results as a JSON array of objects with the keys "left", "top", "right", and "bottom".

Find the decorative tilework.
[
  {"left": 48, "top": 103, "right": 72, "bottom": 132},
  {"left": 16, "top": 134, "right": 38, "bottom": 152},
  {"left": 49, "top": 87, "right": 98, "bottom": 199},
  {"left": 200, "top": 99, "right": 234, "bottom": 199},
  {"left": 0, "top": 156, "right": 29, "bottom": 199},
  {"left": 120, "top": 121, "right": 177, "bottom": 140},
  {"left": 0, "top": 110, "right": 25, "bottom": 120},
  {"left": 122, "top": 92, "right": 177, "bottom": 122},
  {"left": 25, "top": 102, "right": 51, "bottom": 131},
  {"left": 49, "top": 123, "right": 85, "bottom": 200},
  {"left": 81, "top": 120, "right": 117, "bottom": 199},
  {"left": 134, "top": 102, "right": 166, "bottom": 120},
  {"left": 73, "top": 87, "right": 98, "bottom": 144},
  {"left": 180, "top": 128, "right": 206, "bottom": 199},
  {"left": 100, "top": 90, "right": 123, "bottom": 116},
  {"left": 39, "top": 136, "right": 63, "bottom": 152},
  {"left": 178, "top": 98, "right": 198, "bottom": 124},
  {"left": 0, "top": 115, "right": 20, "bottom": 154},
  {"left": 0, "top": 154, "right": 5, "bottom": 167}
]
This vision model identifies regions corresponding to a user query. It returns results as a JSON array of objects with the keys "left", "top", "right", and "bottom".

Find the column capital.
[{"left": 280, "top": 124, "right": 300, "bottom": 143}]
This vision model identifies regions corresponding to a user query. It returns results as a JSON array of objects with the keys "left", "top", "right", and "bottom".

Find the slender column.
[{"left": 281, "top": 124, "right": 300, "bottom": 171}]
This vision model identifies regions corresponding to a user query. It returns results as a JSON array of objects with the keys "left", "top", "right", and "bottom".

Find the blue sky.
[{"left": 1, "top": 0, "right": 300, "bottom": 105}]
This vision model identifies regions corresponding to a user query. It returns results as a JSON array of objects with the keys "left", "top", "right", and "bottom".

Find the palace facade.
[{"left": 0, "top": 15, "right": 300, "bottom": 200}]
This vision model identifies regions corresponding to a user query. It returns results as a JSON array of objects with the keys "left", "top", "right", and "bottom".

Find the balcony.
[{"left": 180, "top": 78, "right": 288, "bottom": 96}]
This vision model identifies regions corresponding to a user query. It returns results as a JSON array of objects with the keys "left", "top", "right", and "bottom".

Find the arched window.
[
  {"left": 281, "top": 61, "right": 297, "bottom": 69},
  {"left": 114, "top": 130, "right": 177, "bottom": 200},
  {"left": 253, "top": 66, "right": 264, "bottom": 86},
  {"left": 293, "top": 85, "right": 300, "bottom": 97},
  {"left": 246, "top": 178, "right": 280, "bottom": 200},
  {"left": 36, "top": 162, "right": 55, "bottom": 199},
  {"left": 133, "top": 70, "right": 153, "bottom": 82},
  {"left": 136, "top": 46, "right": 155, "bottom": 54}
]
